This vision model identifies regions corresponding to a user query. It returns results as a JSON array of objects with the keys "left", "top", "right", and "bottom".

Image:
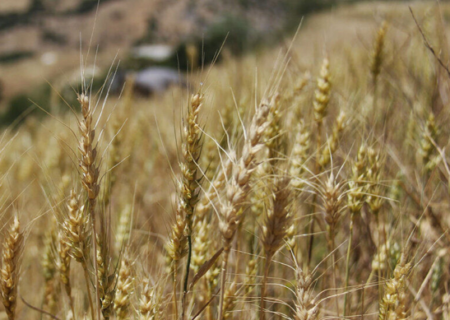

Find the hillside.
[{"left": 0, "top": 0, "right": 355, "bottom": 107}]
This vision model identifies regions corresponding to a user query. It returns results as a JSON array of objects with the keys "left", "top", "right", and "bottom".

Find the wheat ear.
[
  {"left": 139, "top": 277, "right": 163, "bottom": 320},
  {"left": 114, "top": 204, "right": 132, "bottom": 253},
  {"left": 294, "top": 267, "right": 319, "bottom": 320},
  {"left": 378, "top": 258, "right": 411, "bottom": 320},
  {"left": 1, "top": 216, "right": 24, "bottom": 320},
  {"left": 77, "top": 92, "right": 101, "bottom": 320},
  {"left": 114, "top": 253, "right": 134, "bottom": 320},
  {"left": 180, "top": 93, "right": 204, "bottom": 233},
  {"left": 264, "top": 94, "right": 283, "bottom": 163},
  {"left": 420, "top": 112, "right": 439, "bottom": 175},
  {"left": 97, "top": 230, "right": 115, "bottom": 319},
  {"left": 166, "top": 201, "right": 187, "bottom": 319},
  {"left": 290, "top": 120, "right": 310, "bottom": 190},
  {"left": 57, "top": 231, "right": 74, "bottom": 316},
  {"left": 139, "top": 278, "right": 155, "bottom": 320},
  {"left": 61, "top": 189, "right": 93, "bottom": 318},
  {"left": 370, "top": 21, "right": 387, "bottom": 87},
  {"left": 321, "top": 172, "right": 345, "bottom": 316},
  {"left": 222, "top": 282, "right": 237, "bottom": 320}
]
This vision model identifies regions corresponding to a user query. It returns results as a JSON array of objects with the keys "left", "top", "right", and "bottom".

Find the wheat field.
[{"left": 0, "top": 2, "right": 450, "bottom": 320}]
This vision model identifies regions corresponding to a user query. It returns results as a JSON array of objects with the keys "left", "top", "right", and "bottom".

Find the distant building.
[
  {"left": 130, "top": 45, "right": 174, "bottom": 62},
  {"left": 111, "top": 67, "right": 185, "bottom": 96}
]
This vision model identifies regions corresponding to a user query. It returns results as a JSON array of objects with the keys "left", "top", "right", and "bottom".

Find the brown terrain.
[{"left": 0, "top": 0, "right": 291, "bottom": 105}]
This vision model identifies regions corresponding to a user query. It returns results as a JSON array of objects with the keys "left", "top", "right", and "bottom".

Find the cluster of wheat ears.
[{"left": 1, "top": 6, "right": 450, "bottom": 320}]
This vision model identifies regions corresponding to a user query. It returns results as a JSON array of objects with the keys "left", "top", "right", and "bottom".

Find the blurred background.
[{"left": 0, "top": 0, "right": 384, "bottom": 127}]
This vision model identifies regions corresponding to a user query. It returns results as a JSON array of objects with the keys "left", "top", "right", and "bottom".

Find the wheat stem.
[
  {"left": 181, "top": 235, "right": 192, "bottom": 320},
  {"left": 218, "top": 246, "right": 230, "bottom": 320},
  {"left": 172, "top": 261, "right": 178, "bottom": 320},
  {"left": 343, "top": 212, "right": 354, "bottom": 317},
  {"left": 260, "top": 256, "right": 271, "bottom": 320},
  {"left": 82, "top": 261, "right": 95, "bottom": 320}
]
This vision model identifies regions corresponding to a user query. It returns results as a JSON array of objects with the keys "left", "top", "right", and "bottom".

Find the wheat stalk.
[
  {"left": 260, "top": 176, "right": 292, "bottom": 320},
  {"left": 344, "top": 143, "right": 367, "bottom": 316},
  {"left": 77, "top": 92, "right": 101, "bottom": 319},
  {"left": 218, "top": 99, "right": 270, "bottom": 320},
  {"left": 308, "top": 57, "right": 332, "bottom": 266}
]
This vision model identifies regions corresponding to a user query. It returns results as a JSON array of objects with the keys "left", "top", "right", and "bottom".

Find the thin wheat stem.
[
  {"left": 343, "top": 212, "right": 355, "bottom": 317},
  {"left": 376, "top": 213, "right": 383, "bottom": 303},
  {"left": 218, "top": 246, "right": 230, "bottom": 320},
  {"left": 361, "top": 269, "right": 375, "bottom": 320},
  {"left": 328, "top": 226, "right": 339, "bottom": 317},
  {"left": 181, "top": 235, "right": 192, "bottom": 320},
  {"left": 82, "top": 260, "right": 95, "bottom": 320},
  {"left": 307, "top": 121, "right": 322, "bottom": 267},
  {"left": 172, "top": 261, "right": 178, "bottom": 320},
  {"left": 260, "top": 256, "right": 272, "bottom": 320}
]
